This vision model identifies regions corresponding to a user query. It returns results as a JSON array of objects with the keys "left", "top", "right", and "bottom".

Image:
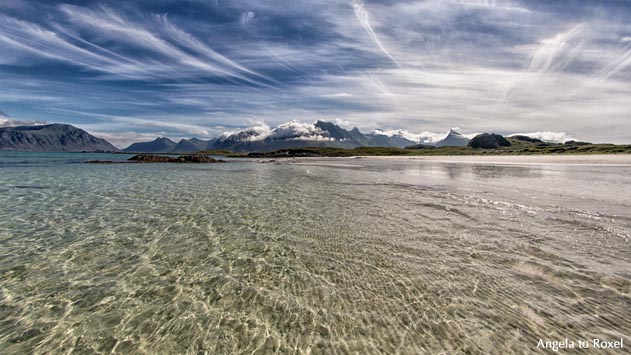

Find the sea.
[{"left": 1, "top": 152, "right": 630, "bottom": 354}]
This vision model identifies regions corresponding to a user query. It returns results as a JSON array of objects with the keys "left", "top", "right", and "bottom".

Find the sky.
[{"left": 0, "top": 0, "right": 629, "bottom": 147}]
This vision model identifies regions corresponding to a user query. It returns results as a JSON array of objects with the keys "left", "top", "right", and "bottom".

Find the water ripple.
[{"left": 0, "top": 157, "right": 630, "bottom": 354}]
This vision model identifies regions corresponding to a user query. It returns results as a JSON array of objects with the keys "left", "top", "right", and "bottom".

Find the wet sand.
[{"left": 290, "top": 154, "right": 631, "bottom": 167}]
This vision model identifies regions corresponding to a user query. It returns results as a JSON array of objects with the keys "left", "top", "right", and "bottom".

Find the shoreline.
[{"left": 283, "top": 154, "right": 631, "bottom": 167}]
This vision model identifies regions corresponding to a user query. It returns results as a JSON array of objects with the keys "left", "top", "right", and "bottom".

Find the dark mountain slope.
[{"left": 0, "top": 124, "right": 119, "bottom": 152}]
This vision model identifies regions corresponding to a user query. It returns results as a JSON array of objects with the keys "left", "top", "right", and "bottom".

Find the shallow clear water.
[{"left": 1, "top": 153, "right": 630, "bottom": 354}]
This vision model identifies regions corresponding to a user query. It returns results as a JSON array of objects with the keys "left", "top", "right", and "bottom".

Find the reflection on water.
[
  {"left": 351, "top": 159, "right": 631, "bottom": 216},
  {"left": 0, "top": 153, "right": 630, "bottom": 354},
  {"left": 367, "top": 161, "right": 546, "bottom": 179}
]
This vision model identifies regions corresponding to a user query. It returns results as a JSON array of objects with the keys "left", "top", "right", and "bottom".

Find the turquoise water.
[{"left": 1, "top": 152, "right": 630, "bottom": 354}]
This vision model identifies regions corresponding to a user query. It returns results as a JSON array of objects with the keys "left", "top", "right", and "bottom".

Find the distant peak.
[
  {"left": 155, "top": 137, "right": 174, "bottom": 142},
  {"left": 433, "top": 128, "right": 470, "bottom": 147}
]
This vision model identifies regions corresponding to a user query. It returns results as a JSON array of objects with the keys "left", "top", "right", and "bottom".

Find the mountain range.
[
  {"left": 123, "top": 137, "right": 219, "bottom": 153},
  {"left": 122, "top": 120, "right": 440, "bottom": 153},
  {"left": 6, "top": 119, "right": 574, "bottom": 153}
]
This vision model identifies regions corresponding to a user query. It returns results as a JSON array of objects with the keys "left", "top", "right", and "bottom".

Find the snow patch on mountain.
[{"left": 370, "top": 128, "right": 445, "bottom": 144}]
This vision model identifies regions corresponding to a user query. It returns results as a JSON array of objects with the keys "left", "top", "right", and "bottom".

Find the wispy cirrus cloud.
[
  {"left": 352, "top": 0, "right": 400, "bottom": 67},
  {"left": 0, "top": 0, "right": 629, "bottom": 143},
  {"left": 526, "top": 24, "right": 587, "bottom": 75}
]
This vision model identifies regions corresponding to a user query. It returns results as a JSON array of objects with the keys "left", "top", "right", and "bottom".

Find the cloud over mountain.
[
  {"left": 508, "top": 131, "right": 575, "bottom": 144},
  {"left": 189, "top": 120, "right": 576, "bottom": 151},
  {"left": 0, "top": 109, "right": 46, "bottom": 127}
]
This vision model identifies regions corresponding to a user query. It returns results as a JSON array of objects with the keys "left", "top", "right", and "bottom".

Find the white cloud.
[
  {"left": 371, "top": 128, "right": 440, "bottom": 143},
  {"left": 0, "top": 6, "right": 272, "bottom": 84},
  {"left": 0, "top": 110, "right": 47, "bottom": 127},
  {"left": 240, "top": 11, "right": 255, "bottom": 25},
  {"left": 0, "top": 119, "right": 47, "bottom": 127},
  {"left": 155, "top": 14, "right": 271, "bottom": 84},
  {"left": 527, "top": 24, "right": 587, "bottom": 74},
  {"left": 587, "top": 46, "right": 631, "bottom": 88},
  {"left": 335, "top": 118, "right": 352, "bottom": 127},
  {"left": 508, "top": 131, "right": 575, "bottom": 143},
  {"left": 223, "top": 120, "right": 334, "bottom": 141},
  {"left": 220, "top": 120, "right": 348, "bottom": 142},
  {"left": 53, "top": 108, "right": 214, "bottom": 137},
  {"left": 273, "top": 120, "right": 327, "bottom": 139},
  {"left": 238, "top": 121, "right": 273, "bottom": 141},
  {"left": 352, "top": 0, "right": 400, "bottom": 67}
]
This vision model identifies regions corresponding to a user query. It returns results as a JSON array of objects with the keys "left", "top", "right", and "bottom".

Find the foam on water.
[{"left": 0, "top": 153, "right": 630, "bottom": 354}]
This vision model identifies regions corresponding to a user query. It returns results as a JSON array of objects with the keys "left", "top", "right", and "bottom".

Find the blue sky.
[{"left": 0, "top": 0, "right": 629, "bottom": 146}]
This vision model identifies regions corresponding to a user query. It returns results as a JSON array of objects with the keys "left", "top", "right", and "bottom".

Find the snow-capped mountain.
[
  {"left": 433, "top": 129, "right": 471, "bottom": 147},
  {"left": 122, "top": 120, "right": 576, "bottom": 153},
  {"left": 212, "top": 120, "right": 417, "bottom": 152}
]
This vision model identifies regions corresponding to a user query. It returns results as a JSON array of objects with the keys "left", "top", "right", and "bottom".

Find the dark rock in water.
[
  {"left": 128, "top": 154, "right": 175, "bottom": 163},
  {"left": 0, "top": 124, "right": 119, "bottom": 152},
  {"left": 173, "top": 155, "right": 223, "bottom": 163},
  {"left": 87, "top": 154, "right": 224, "bottom": 164},
  {"left": 127, "top": 154, "right": 224, "bottom": 163},
  {"left": 468, "top": 133, "right": 511, "bottom": 149},
  {"left": 510, "top": 135, "right": 544, "bottom": 143}
]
